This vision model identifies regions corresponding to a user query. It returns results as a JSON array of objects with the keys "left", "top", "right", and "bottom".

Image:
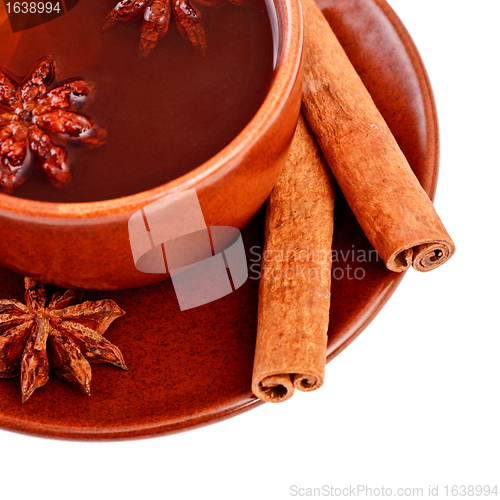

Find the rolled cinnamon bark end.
[
  {"left": 294, "top": 372, "right": 323, "bottom": 392},
  {"left": 300, "top": 0, "right": 455, "bottom": 273},
  {"left": 251, "top": 114, "right": 334, "bottom": 403},
  {"left": 254, "top": 374, "right": 295, "bottom": 403},
  {"left": 412, "top": 241, "right": 454, "bottom": 272}
]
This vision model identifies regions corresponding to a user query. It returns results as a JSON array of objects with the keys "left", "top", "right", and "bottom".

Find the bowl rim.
[{"left": 0, "top": 0, "right": 303, "bottom": 221}]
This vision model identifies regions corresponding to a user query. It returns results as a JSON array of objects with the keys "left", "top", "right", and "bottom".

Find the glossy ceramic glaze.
[
  {"left": 0, "top": 0, "right": 303, "bottom": 290},
  {"left": 0, "top": 0, "right": 439, "bottom": 440}
]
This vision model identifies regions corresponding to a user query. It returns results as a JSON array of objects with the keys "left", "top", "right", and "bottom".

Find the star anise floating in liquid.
[
  {"left": 0, "top": 278, "right": 127, "bottom": 403},
  {"left": 103, "top": 0, "right": 242, "bottom": 57},
  {"left": 0, "top": 57, "right": 106, "bottom": 192}
]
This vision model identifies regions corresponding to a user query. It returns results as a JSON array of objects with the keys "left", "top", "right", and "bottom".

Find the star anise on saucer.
[
  {"left": 103, "top": 0, "right": 242, "bottom": 57},
  {"left": 0, "top": 56, "right": 107, "bottom": 192},
  {"left": 0, "top": 278, "right": 127, "bottom": 403}
]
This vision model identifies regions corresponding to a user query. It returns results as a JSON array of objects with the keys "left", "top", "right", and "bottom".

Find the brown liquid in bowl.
[{"left": 0, "top": 0, "right": 275, "bottom": 202}]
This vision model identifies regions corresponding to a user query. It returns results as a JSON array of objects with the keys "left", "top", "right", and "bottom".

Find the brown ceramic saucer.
[{"left": 0, "top": 0, "right": 438, "bottom": 440}]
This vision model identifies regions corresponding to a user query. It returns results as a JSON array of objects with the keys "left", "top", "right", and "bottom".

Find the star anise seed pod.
[
  {"left": 0, "top": 57, "right": 107, "bottom": 192},
  {"left": 0, "top": 278, "right": 127, "bottom": 403},
  {"left": 103, "top": 0, "right": 242, "bottom": 57}
]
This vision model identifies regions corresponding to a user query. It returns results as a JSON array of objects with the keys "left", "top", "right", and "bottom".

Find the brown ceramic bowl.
[{"left": 0, "top": 0, "right": 303, "bottom": 291}]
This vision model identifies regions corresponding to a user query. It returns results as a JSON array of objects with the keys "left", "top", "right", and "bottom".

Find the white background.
[{"left": 1, "top": 1, "right": 499, "bottom": 499}]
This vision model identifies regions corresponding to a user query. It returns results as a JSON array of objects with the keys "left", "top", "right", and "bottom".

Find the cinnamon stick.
[
  {"left": 251, "top": 114, "right": 335, "bottom": 403},
  {"left": 300, "top": 0, "right": 455, "bottom": 272}
]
